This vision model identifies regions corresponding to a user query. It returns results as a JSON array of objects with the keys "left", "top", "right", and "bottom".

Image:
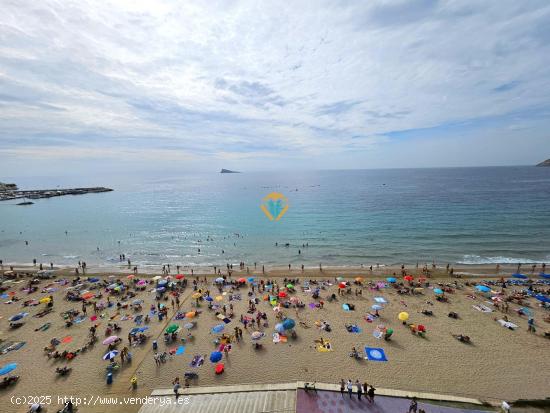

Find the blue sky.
[{"left": 1, "top": 0, "right": 550, "bottom": 177}]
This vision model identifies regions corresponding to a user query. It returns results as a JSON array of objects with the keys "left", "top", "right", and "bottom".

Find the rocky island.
[
  {"left": 0, "top": 184, "right": 113, "bottom": 202},
  {"left": 220, "top": 169, "right": 240, "bottom": 173},
  {"left": 536, "top": 159, "right": 550, "bottom": 167}
]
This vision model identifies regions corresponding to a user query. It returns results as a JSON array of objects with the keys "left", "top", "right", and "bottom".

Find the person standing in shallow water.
[{"left": 340, "top": 379, "right": 345, "bottom": 396}]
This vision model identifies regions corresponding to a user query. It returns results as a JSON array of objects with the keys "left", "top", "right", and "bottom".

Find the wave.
[{"left": 458, "top": 255, "right": 548, "bottom": 264}]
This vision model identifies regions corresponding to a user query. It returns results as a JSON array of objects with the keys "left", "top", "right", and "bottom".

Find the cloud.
[{"left": 0, "top": 0, "right": 549, "bottom": 171}]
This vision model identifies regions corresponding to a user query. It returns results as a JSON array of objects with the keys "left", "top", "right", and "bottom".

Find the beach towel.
[
  {"left": 364, "top": 314, "right": 375, "bottom": 323},
  {"left": 316, "top": 341, "right": 333, "bottom": 352},
  {"left": 190, "top": 355, "right": 204, "bottom": 368},
  {"left": 364, "top": 347, "right": 387, "bottom": 362},
  {"left": 472, "top": 304, "right": 492, "bottom": 313},
  {"left": 308, "top": 302, "right": 316, "bottom": 309},
  {"left": 61, "top": 336, "right": 73, "bottom": 344},
  {"left": 497, "top": 320, "right": 518, "bottom": 330},
  {"left": 74, "top": 316, "right": 85, "bottom": 323},
  {"left": 175, "top": 346, "right": 185, "bottom": 355},
  {"left": 0, "top": 341, "right": 14, "bottom": 353},
  {"left": 1, "top": 341, "right": 26, "bottom": 354}
]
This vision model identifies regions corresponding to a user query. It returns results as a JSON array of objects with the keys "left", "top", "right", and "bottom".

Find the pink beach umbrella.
[{"left": 102, "top": 335, "right": 118, "bottom": 345}]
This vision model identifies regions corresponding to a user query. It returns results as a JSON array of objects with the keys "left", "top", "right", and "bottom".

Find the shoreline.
[{"left": 1, "top": 262, "right": 540, "bottom": 278}]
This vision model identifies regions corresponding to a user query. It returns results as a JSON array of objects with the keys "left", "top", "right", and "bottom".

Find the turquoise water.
[{"left": 1, "top": 167, "right": 549, "bottom": 269}]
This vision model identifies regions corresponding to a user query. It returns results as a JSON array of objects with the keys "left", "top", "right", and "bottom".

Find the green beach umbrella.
[
  {"left": 166, "top": 324, "right": 179, "bottom": 334},
  {"left": 286, "top": 283, "right": 294, "bottom": 289}
]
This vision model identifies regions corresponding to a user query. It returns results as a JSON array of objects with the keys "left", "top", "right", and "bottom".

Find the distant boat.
[
  {"left": 220, "top": 169, "right": 240, "bottom": 173},
  {"left": 17, "top": 201, "right": 34, "bottom": 206}
]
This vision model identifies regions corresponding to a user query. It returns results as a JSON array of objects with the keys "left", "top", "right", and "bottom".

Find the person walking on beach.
[
  {"left": 527, "top": 317, "right": 536, "bottom": 333},
  {"left": 340, "top": 379, "right": 345, "bottom": 396},
  {"left": 347, "top": 379, "right": 353, "bottom": 398},
  {"left": 173, "top": 377, "right": 181, "bottom": 400}
]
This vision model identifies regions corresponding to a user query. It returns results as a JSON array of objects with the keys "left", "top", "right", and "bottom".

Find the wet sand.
[{"left": 0, "top": 266, "right": 548, "bottom": 413}]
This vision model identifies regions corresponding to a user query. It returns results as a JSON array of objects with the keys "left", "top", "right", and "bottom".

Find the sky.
[{"left": 1, "top": 0, "right": 550, "bottom": 178}]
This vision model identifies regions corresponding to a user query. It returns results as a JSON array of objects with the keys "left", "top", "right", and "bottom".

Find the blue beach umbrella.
[
  {"left": 89, "top": 277, "right": 100, "bottom": 283},
  {"left": 275, "top": 323, "right": 285, "bottom": 334},
  {"left": 0, "top": 363, "right": 17, "bottom": 375},
  {"left": 512, "top": 273, "right": 527, "bottom": 279},
  {"left": 209, "top": 351, "right": 222, "bottom": 363},
  {"left": 211, "top": 324, "right": 225, "bottom": 333},
  {"left": 475, "top": 286, "right": 491, "bottom": 293},
  {"left": 247, "top": 277, "right": 255, "bottom": 282},
  {"left": 204, "top": 296, "right": 213, "bottom": 302},
  {"left": 282, "top": 318, "right": 295, "bottom": 330},
  {"left": 535, "top": 294, "right": 550, "bottom": 304},
  {"left": 434, "top": 288, "right": 444, "bottom": 295},
  {"left": 158, "top": 279, "right": 167, "bottom": 286},
  {"left": 103, "top": 350, "right": 119, "bottom": 360},
  {"left": 386, "top": 277, "right": 397, "bottom": 283},
  {"left": 215, "top": 277, "right": 224, "bottom": 284},
  {"left": 156, "top": 287, "right": 165, "bottom": 293}
]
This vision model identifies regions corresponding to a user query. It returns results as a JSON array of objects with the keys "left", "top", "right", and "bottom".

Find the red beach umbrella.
[
  {"left": 404, "top": 275, "right": 414, "bottom": 282},
  {"left": 278, "top": 291, "right": 287, "bottom": 298},
  {"left": 175, "top": 274, "right": 184, "bottom": 280}
]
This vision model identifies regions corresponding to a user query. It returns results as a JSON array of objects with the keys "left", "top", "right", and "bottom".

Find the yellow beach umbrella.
[
  {"left": 39, "top": 297, "right": 51, "bottom": 304},
  {"left": 215, "top": 296, "right": 223, "bottom": 302},
  {"left": 398, "top": 311, "right": 409, "bottom": 321},
  {"left": 192, "top": 292, "right": 201, "bottom": 299}
]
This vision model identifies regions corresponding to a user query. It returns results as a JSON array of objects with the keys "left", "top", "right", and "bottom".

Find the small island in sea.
[
  {"left": 220, "top": 168, "right": 240, "bottom": 173},
  {"left": 536, "top": 158, "right": 550, "bottom": 166}
]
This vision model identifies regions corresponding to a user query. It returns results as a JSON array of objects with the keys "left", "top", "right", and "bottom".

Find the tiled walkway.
[{"left": 296, "top": 389, "right": 491, "bottom": 413}]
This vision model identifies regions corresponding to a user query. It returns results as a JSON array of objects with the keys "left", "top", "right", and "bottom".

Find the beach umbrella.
[
  {"left": 417, "top": 324, "right": 426, "bottom": 332},
  {"left": 278, "top": 291, "right": 287, "bottom": 298},
  {"left": 156, "top": 287, "right": 166, "bottom": 293},
  {"left": 355, "top": 277, "right": 364, "bottom": 282},
  {"left": 433, "top": 288, "right": 444, "bottom": 295},
  {"left": 89, "top": 277, "right": 100, "bottom": 283},
  {"left": 103, "top": 350, "right": 119, "bottom": 360},
  {"left": 102, "top": 336, "right": 118, "bottom": 345},
  {"left": 337, "top": 276, "right": 344, "bottom": 282},
  {"left": 214, "top": 295, "right": 223, "bottom": 302},
  {"left": 132, "top": 299, "right": 143, "bottom": 305},
  {"left": 404, "top": 275, "right": 414, "bottom": 282},
  {"left": 247, "top": 277, "right": 255, "bottom": 282},
  {"left": 386, "top": 277, "right": 397, "bottom": 283},
  {"left": 282, "top": 318, "right": 295, "bottom": 330},
  {"left": 398, "top": 312, "right": 409, "bottom": 321},
  {"left": 0, "top": 363, "right": 17, "bottom": 375},
  {"left": 184, "top": 322, "right": 194, "bottom": 330},
  {"left": 215, "top": 277, "right": 225, "bottom": 284},
  {"left": 127, "top": 274, "right": 135, "bottom": 279},
  {"left": 238, "top": 278, "right": 246, "bottom": 283},
  {"left": 185, "top": 311, "right": 196, "bottom": 318},
  {"left": 512, "top": 273, "right": 527, "bottom": 279},
  {"left": 39, "top": 297, "right": 51, "bottom": 304},
  {"left": 286, "top": 283, "right": 294, "bottom": 289},
  {"left": 152, "top": 276, "right": 162, "bottom": 281},
  {"left": 251, "top": 331, "right": 265, "bottom": 340},
  {"left": 192, "top": 292, "right": 202, "bottom": 299},
  {"left": 166, "top": 324, "right": 179, "bottom": 334},
  {"left": 81, "top": 292, "right": 95, "bottom": 300},
  {"left": 137, "top": 280, "right": 147, "bottom": 286},
  {"left": 275, "top": 323, "right": 285, "bottom": 333},
  {"left": 8, "top": 312, "right": 28, "bottom": 322},
  {"left": 371, "top": 304, "right": 383, "bottom": 311},
  {"left": 209, "top": 351, "right": 222, "bottom": 363},
  {"left": 475, "top": 285, "right": 491, "bottom": 293},
  {"left": 211, "top": 324, "right": 225, "bottom": 333},
  {"left": 534, "top": 294, "right": 550, "bottom": 304},
  {"left": 204, "top": 296, "right": 213, "bottom": 302},
  {"left": 175, "top": 274, "right": 185, "bottom": 280},
  {"left": 158, "top": 279, "right": 168, "bottom": 286}
]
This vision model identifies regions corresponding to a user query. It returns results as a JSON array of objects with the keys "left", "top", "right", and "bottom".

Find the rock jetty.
[
  {"left": 220, "top": 169, "right": 240, "bottom": 173},
  {"left": 0, "top": 186, "right": 113, "bottom": 201}
]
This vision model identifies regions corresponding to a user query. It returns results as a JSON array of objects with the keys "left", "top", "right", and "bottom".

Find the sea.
[{"left": 1, "top": 167, "right": 549, "bottom": 271}]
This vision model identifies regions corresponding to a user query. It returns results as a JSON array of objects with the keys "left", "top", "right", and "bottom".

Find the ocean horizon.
[{"left": 1, "top": 166, "right": 549, "bottom": 270}]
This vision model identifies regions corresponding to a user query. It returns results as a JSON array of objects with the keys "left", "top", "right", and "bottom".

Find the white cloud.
[{"left": 1, "top": 0, "right": 550, "bottom": 169}]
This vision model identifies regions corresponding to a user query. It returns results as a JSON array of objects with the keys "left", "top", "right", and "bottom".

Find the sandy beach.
[{"left": 0, "top": 265, "right": 549, "bottom": 413}]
